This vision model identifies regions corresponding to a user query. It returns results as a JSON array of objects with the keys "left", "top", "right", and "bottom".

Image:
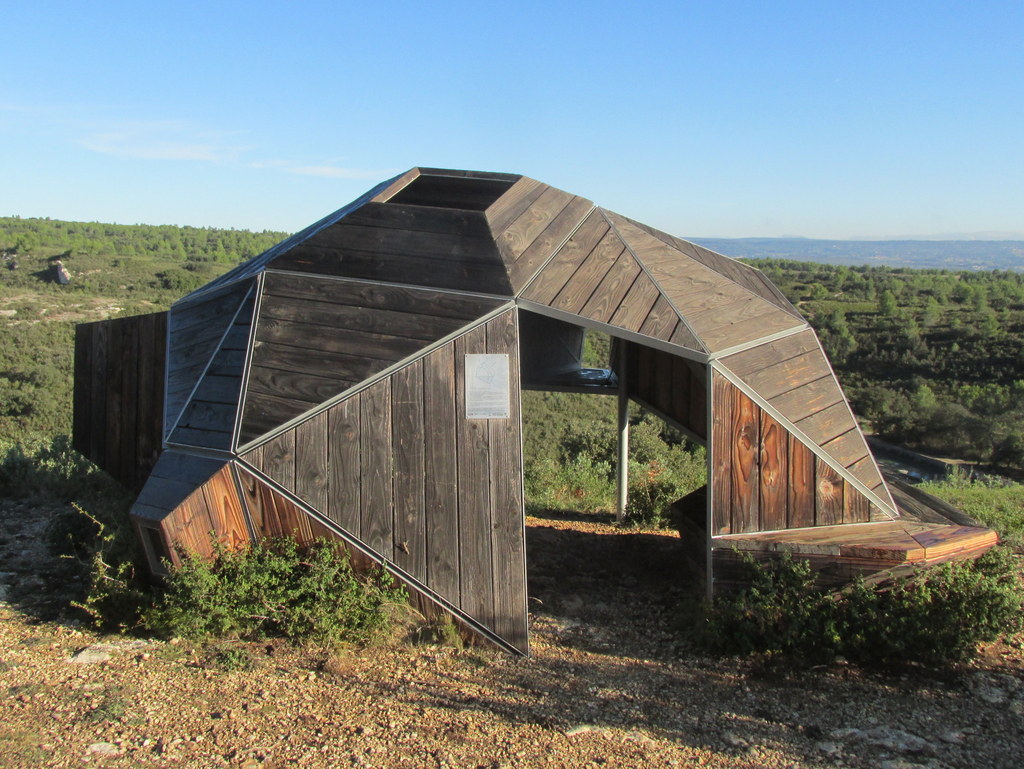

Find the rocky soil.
[{"left": 2, "top": 500, "right": 1024, "bottom": 769}]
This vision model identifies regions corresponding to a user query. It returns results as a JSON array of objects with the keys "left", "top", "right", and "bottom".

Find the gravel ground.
[{"left": 2, "top": 500, "right": 1023, "bottom": 769}]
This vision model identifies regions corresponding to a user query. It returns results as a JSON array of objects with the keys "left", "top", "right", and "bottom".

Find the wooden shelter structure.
[{"left": 73, "top": 168, "right": 995, "bottom": 654}]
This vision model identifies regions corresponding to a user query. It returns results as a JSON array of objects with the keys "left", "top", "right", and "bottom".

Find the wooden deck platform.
[{"left": 712, "top": 521, "right": 997, "bottom": 589}]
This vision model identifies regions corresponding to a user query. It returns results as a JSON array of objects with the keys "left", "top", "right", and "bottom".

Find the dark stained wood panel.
[
  {"left": 486, "top": 310, "right": 527, "bottom": 650},
  {"left": 360, "top": 377, "right": 394, "bottom": 558},
  {"left": 235, "top": 465, "right": 315, "bottom": 543},
  {"left": 73, "top": 312, "right": 168, "bottom": 492},
  {"left": 759, "top": 412, "right": 788, "bottom": 531},
  {"left": 272, "top": 242, "right": 512, "bottom": 295},
  {"left": 844, "top": 482, "right": 871, "bottom": 523},
  {"left": 507, "top": 196, "right": 595, "bottom": 293},
  {"left": 455, "top": 323, "right": 495, "bottom": 630},
  {"left": 263, "top": 272, "right": 503, "bottom": 321},
  {"left": 423, "top": 340, "right": 460, "bottom": 605},
  {"left": 261, "top": 430, "right": 296, "bottom": 492},
  {"left": 239, "top": 391, "right": 321, "bottom": 446},
  {"left": 579, "top": 250, "right": 642, "bottom": 325},
  {"left": 520, "top": 211, "right": 610, "bottom": 306},
  {"left": 295, "top": 411, "right": 329, "bottom": 515},
  {"left": 342, "top": 201, "right": 493, "bottom": 238},
  {"left": 485, "top": 177, "right": 547, "bottom": 234},
  {"left": 392, "top": 360, "right": 427, "bottom": 582},
  {"left": 327, "top": 394, "right": 362, "bottom": 536}
]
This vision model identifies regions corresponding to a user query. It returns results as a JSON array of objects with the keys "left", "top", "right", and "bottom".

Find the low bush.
[
  {"left": 146, "top": 538, "right": 407, "bottom": 647},
  {"left": 696, "top": 547, "right": 1024, "bottom": 664}
]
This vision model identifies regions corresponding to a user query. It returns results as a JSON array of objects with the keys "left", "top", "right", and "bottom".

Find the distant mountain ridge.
[{"left": 689, "top": 237, "right": 1024, "bottom": 271}]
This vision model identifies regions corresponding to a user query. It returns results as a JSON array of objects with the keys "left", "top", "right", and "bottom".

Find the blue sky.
[{"left": 1, "top": 1, "right": 1021, "bottom": 239}]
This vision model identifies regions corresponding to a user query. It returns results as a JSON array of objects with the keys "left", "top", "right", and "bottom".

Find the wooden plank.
[
  {"left": 200, "top": 466, "right": 251, "bottom": 550},
  {"left": 726, "top": 350, "right": 832, "bottom": 402},
  {"left": 263, "top": 272, "right": 502, "bottom": 321},
  {"left": 249, "top": 341, "right": 384, "bottom": 383},
  {"left": 844, "top": 482, "right": 871, "bottom": 523},
  {"left": 793, "top": 401, "right": 858, "bottom": 448},
  {"left": 455, "top": 324, "right": 495, "bottom": 629},
  {"left": 273, "top": 243, "right": 513, "bottom": 295},
  {"left": 163, "top": 490, "right": 218, "bottom": 562},
  {"left": 392, "top": 360, "right": 427, "bottom": 582},
  {"left": 847, "top": 454, "right": 884, "bottom": 490},
  {"left": 487, "top": 310, "right": 527, "bottom": 650},
  {"left": 788, "top": 438, "right": 816, "bottom": 528},
  {"left": 423, "top": 340, "right": 460, "bottom": 605},
  {"left": 326, "top": 394, "right": 362, "bottom": 536},
  {"left": 341, "top": 201, "right": 493, "bottom": 238},
  {"left": 103, "top": 320, "right": 124, "bottom": 482},
  {"left": 609, "top": 274, "right": 661, "bottom": 333},
  {"left": 295, "top": 410, "right": 329, "bottom": 515},
  {"left": 495, "top": 186, "right": 576, "bottom": 266},
  {"left": 304, "top": 220, "right": 500, "bottom": 261},
  {"left": 238, "top": 390, "right": 320, "bottom": 446},
  {"left": 815, "top": 457, "right": 844, "bottom": 525},
  {"left": 671, "top": 355, "right": 692, "bottom": 431},
  {"left": 820, "top": 428, "right": 871, "bottom": 469},
  {"left": 719, "top": 329, "right": 821, "bottom": 379},
  {"left": 711, "top": 372, "right": 733, "bottom": 535},
  {"left": 769, "top": 375, "right": 846, "bottom": 426},
  {"left": 579, "top": 250, "right": 642, "bottom": 325},
  {"left": 360, "top": 377, "right": 393, "bottom": 558},
  {"left": 759, "top": 411, "right": 788, "bottom": 531},
  {"left": 638, "top": 294, "right": 679, "bottom": 343},
  {"left": 507, "top": 196, "right": 595, "bottom": 293},
  {"left": 259, "top": 293, "right": 466, "bottom": 343},
  {"left": 261, "top": 429, "right": 296, "bottom": 491},
  {"left": 169, "top": 425, "right": 233, "bottom": 452},
  {"left": 520, "top": 212, "right": 610, "bottom": 306},
  {"left": 696, "top": 306, "right": 805, "bottom": 353},
  {"left": 245, "top": 364, "right": 357, "bottom": 407},
  {"left": 254, "top": 317, "right": 426, "bottom": 363},
  {"left": 731, "top": 389, "right": 760, "bottom": 532},
  {"left": 485, "top": 177, "right": 546, "bottom": 234}
]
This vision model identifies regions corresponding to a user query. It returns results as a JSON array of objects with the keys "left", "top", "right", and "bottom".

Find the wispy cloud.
[
  {"left": 77, "top": 121, "right": 251, "bottom": 163},
  {"left": 285, "top": 164, "right": 398, "bottom": 180}
]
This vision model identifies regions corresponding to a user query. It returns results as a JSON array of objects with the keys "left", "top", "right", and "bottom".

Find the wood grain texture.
[
  {"left": 787, "top": 439, "right": 816, "bottom": 528},
  {"left": 507, "top": 196, "right": 594, "bottom": 293},
  {"left": 392, "top": 360, "right": 427, "bottom": 581},
  {"left": 261, "top": 430, "right": 296, "bottom": 492},
  {"left": 360, "top": 377, "right": 393, "bottom": 558},
  {"left": 520, "top": 212, "right": 611, "bottom": 306},
  {"left": 494, "top": 186, "right": 576, "bottom": 267},
  {"left": 844, "top": 482, "right": 871, "bottom": 523},
  {"left": 455, "top": 323, "right": 495, "bottom": 630},
  {"left": 609, "top": 274, "right": 661, "bottom": 333},
  {"left": 327, "top": 394, "right": 362, "bottom": 536},
  {"left": 731, "top": 389, "right": 760, "bottom": 533},
  {"left": 711, "top": 371, "right": 734, "bottom": 535},
  {"left": 759, "top": 411, "right": 788, "bottom": 530},
  {"left": 423, "top": 340, "right": 460, "bottom": 605},
  {"left": 486, "top": 310, "right": 527, "bottom": 650},
  {"left": 295, "top": 411, "right": 329, "bottom": 515},
  {"left": 815, "top": 457, "right": 844, "bottom": 525},
  {"left": 579, "top": 250, "right": 642, "bottom": 325}
]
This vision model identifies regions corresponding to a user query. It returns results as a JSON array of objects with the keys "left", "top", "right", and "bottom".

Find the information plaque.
[{"left": 465, "top": 354, "right": 510, "bottom": 419}]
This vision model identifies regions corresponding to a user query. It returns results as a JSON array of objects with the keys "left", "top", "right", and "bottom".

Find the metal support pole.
[{"left": 616, "top": 341, "right": 630, "bottom": 522}]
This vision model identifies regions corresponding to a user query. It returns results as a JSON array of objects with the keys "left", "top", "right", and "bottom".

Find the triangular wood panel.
[
  {"left": 239, "top": 309, "right": 528, "bottom": 652},
  {"left": 168, "top": 288, "right": 255, "bottom": 450},
  {"left": 164, "top": 280, "right": 253, "bottom": 440},
  {"left": 238, "top": 274, "right": 505, "bottom": 444}
]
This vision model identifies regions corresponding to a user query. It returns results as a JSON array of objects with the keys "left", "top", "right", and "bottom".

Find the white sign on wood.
[{"left": 465, "top": 354, "right": 510, "bottom": 419}]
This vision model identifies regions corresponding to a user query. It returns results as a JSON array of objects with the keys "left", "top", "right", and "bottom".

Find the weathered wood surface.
[
  {"left": 235, "top": 309, "right": 527, "bottom": 652},
  {"left": 625, "top": 342, "right": 707, "bottom": 440},
  {"left": 73, "top": 311, "right": 168, "bottom": 492},
  {"left": 710, "top": 371, "right": 884, "bottom": 535},
  {"left": 239, "top": 275, "right": 503, "bottom": 444}
]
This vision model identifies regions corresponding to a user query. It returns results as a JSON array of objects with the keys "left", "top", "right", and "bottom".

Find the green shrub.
[
  {"left": 696, "top": 547, "right": 1024, "bottom": 664},
  {"left": 146, "top": 538, "right": 407, "bottom": 647}
]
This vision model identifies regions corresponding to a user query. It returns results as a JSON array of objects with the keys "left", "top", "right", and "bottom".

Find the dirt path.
[{"left": 2, "top": 501, "right": 1024, "bottom": 769}]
